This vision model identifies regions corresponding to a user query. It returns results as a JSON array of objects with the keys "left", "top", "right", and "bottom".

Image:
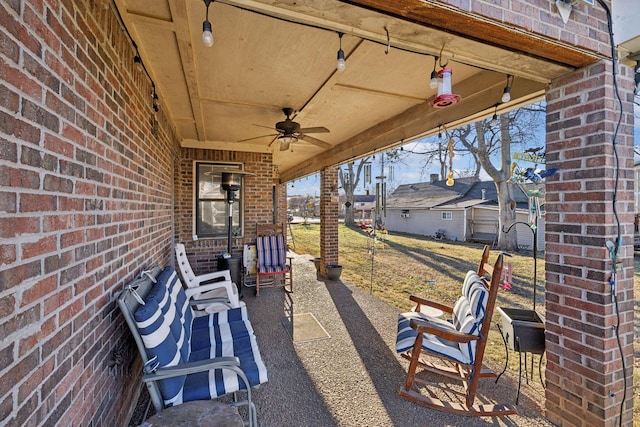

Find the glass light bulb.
[
  {"left": 202, "top": 30, "right": 214, "bottom": 47},
  {"left": 429, "top": 70, "right": 438, "bottom": 89},
  {"left": 336, "top": 49, "right": 346, "bottom": 72},
  {"left": 501, "top": 87, "right": 511, "bottom": 103},
  {"left": 202, "top": 21, "right": 214, "bottom": 47}
]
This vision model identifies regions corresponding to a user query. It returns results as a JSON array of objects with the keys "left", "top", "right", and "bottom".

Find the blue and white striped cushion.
[
  {"left": 134, "top": 267, "right": 268, "bottom": 407},
  {"left": 396, "top": 311, "right": 470, "bottom": 364},
  {"left": 190, "top": 306, "right": 251, "bottom": 352},
  {"left": 467, "top": 282, "right": 488, "bottom": 322},
  {"left": 256, "top": 235, "right": 290, "bottom": 274},
  {"left": 462, "top": 270, "right": 479, "bottom": 297},
  {"left": 162, "top": 267, "right": 194, "bottom": 361},
  {"left": 134, "top": 281, "right": 186, "bottom": 404}
]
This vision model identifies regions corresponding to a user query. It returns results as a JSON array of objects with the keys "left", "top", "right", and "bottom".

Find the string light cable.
[{"left": 594, "top": 1, "right": 626, "bottom": 425}]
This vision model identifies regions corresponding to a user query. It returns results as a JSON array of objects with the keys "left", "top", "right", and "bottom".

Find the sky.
[{"left": 288, "top": 136, "right": 494, "bottom": 197}]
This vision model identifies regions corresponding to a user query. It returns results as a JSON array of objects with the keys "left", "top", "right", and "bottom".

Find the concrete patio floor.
[
  {"left": 130, "top": 251, "right": 552, "bottom": 426},
  {"left": 241, "top": 252, "right": 552, "bottom": 427}
]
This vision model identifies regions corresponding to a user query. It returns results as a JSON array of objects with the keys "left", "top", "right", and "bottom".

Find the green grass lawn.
[{"left": 291, "top": 223, "right": 639, "bottom": 424}]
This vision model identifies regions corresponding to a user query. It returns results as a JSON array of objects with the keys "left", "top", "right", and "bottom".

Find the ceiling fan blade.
[
  {"left": 237, "top": 133, "right": 278, "bottom": 142},
  {"left": 299, "top": 126, "right": 329, "bottom": 134},
  {"left": 253, "top": 124, "right": 277, "bottom": 131},
  {"left": 299, "top": 134, "right": 331, "bottom": 148}
]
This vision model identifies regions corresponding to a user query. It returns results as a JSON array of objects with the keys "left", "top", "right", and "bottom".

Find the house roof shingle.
[{"left": 387, "top": 178, "right": 532, "bottom": 210}]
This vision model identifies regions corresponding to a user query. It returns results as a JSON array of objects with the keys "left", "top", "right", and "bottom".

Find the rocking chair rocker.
[{"left": 396, "top": 245, "right": 516, "bottom": 416}]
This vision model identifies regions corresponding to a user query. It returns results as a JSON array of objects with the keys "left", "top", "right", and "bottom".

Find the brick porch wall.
[
  {"left": 319, "top": 167, "right": 339, "bottom": 275},
  {"left": 174, "top": 149, "right": 275, "bottom": 274},
  {"left": 0, "top": 1, "right": 178, "bottom": 425},
  {"left": 545, "top": 60, "right": 635, "bottom": 426}
]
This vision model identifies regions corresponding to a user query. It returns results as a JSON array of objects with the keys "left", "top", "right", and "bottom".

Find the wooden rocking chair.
[
  {"left": 395, "top": 245, "right": 516, "bottom": 416},
  {"left": 255, "top": 223, "right": 293, "bottom": 296}
]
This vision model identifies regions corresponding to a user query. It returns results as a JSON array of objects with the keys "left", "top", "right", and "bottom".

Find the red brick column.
[
  {"left": 544, "top": 60, "right": 635, "bottom": 426},
  {"left": 319, "top": 167, "right": 339, "bottom": 275}
]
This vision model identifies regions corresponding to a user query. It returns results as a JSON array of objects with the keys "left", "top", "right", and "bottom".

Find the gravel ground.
[{"left": 131, "top": 252, "right": 552, "bottom": 427}]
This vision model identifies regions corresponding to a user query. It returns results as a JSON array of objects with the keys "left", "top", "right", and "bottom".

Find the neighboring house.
[
  {"left": 353, "top": 194, "right": 376, "bottom": 220},
  {"left": 385, "top": 177, "right": 544, "bottom": 250}
]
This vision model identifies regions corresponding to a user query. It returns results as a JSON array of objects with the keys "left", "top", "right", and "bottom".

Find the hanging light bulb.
[
  {"left": 501, "top": 74, "right": 513, "bottom": 103},
  {"left": 489, "top": 103, "right": 500, "bottom": 125},
  {"left": 202, "top": 0, "right": 215, "bottom": 48},
  {"left": 429, "top": 56, "right": 439, "bottom": 89},
  {"left": 336, "top": 33, "right": 346, "bottom": 72}
]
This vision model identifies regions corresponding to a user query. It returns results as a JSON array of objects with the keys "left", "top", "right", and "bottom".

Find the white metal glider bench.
[{"left": 117, "top": 265, "right": 268, "bottom": 426}]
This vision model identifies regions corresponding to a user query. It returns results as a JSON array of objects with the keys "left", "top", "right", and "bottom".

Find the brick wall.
[
  {"left": 545, "top": 60, "right": 635, "bottom": 426},
  {"left": 0, "top": 1, "right": 177, "bottom": 425},
  {"left": 319, "top": 167, "right": 339, "bottom": 274},
  {"left": 437, "top": 0, "right": 611, "bottom": 57},
  {"left": 174, "top": 149, "right": 276, "bottom": 274}
]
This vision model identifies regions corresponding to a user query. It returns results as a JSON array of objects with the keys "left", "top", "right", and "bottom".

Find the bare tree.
[
  {"left": 339, "top": 157, "right": 370, "bottom": 226},
  {"left": 453, "top": 106, "right": 545, "bottom": 251}
]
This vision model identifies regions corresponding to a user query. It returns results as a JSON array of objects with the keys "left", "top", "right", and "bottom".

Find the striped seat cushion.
[
  {"left": 396, "top": 274, "right": 490, "bottom": 365},
  {"left": 396, "top": 311, "right": 471, "bottom": 364},
  {"left": 256, "top": 234, "right": 290, "bottom": 274},
  {"left": 181, "top": 329, "right": 269, "bottom": 402}
]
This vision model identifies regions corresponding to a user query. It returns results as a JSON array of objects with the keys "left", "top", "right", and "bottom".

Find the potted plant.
[{"left": 325, "top": 264, "right": 342, "bottom": 280}]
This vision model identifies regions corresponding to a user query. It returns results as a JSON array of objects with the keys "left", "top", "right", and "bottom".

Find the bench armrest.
[
  {"left": 142, "top": 357, "right": 240, "bottom": 381},
  {"left": 409, "top": 318, "right": 480, "bottom": 343},
  {"left": 409, "top": 294, "right": 453, "bottom": 314}
]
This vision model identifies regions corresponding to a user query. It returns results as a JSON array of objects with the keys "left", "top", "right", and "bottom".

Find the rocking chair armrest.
[
  {"left": 142, "top": 357, "right": 241, "bottom": 382},
  {"left": 409, "top": 295, "right": 453, "bottom": 314},
  {"left": 409, "top": 318, "right": 480, "bottom": 343}
]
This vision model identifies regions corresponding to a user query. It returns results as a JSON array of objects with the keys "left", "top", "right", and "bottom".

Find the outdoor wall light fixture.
[
  {"left": 336, "top": 32, "right": 346, "bottom": 72},
  {"left": 431, "top": 57, "right": 461, "bottom": 108},
  {"left": 429, "top": 56, "right": 439, "bottom": 89},
  {"left": 501, "top": 74, "right": 513, "bottom": 103},
  {"left": 202, "top": 0, "right": 215, "bottom": 47}
]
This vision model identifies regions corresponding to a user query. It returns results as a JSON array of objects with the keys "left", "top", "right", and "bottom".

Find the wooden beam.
[
  {"left": 168, "top": 0, "right": 206, "bottom": 141},
  {"left": 279, "top": 71, "right": 546, "bottom": 182},
  {"left": 340, "top": 0, "right": 604, "bottom": 69}
]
